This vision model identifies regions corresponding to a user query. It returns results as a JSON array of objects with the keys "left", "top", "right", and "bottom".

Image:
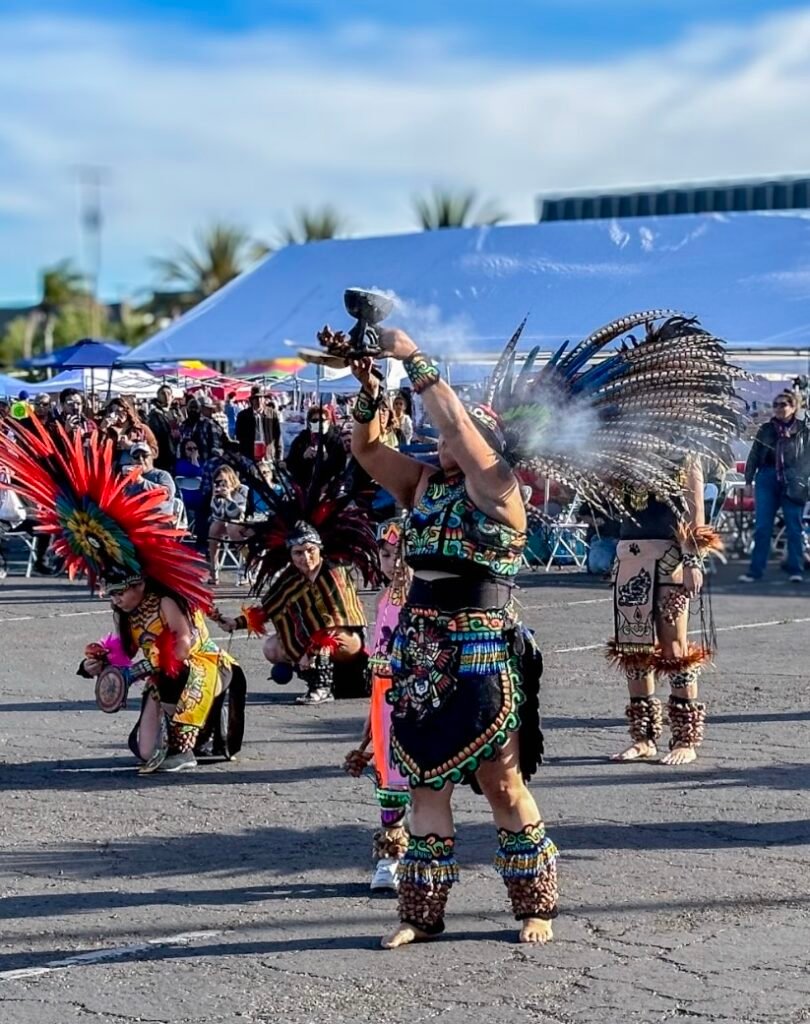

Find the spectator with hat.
[
  {"left": 123, "top": 442, "right": 176, "bottom": 518},
  {"left": 235, "top": 385, "right": 282, "bottom": 467}
]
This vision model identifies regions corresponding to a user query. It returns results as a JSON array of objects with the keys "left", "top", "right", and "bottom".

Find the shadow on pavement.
[{"left": 3, "top": 815, "right": 808, "bottom": 890}]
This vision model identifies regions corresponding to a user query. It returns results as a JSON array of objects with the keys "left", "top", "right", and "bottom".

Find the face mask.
[{"left": 311, "top": 420, "right": 329, "bottom": 434}]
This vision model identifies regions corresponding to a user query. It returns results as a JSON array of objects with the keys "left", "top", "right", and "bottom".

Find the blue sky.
[{"left": 1, "top": 1, "right": 809, "bottom": 305}]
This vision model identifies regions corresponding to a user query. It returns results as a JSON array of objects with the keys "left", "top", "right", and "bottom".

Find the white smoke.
[{"left": 369, "top": 287, "right": 479, "bottom": 361}]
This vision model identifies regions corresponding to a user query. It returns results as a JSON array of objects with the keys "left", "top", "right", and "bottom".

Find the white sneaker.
[
  {"left": 789, "top": 574, "right": 804, "bottom": 583},
  {"left": 295, "top": 688, "right": 334, "bottom": 705},
  {"left": 370, "top": 857, "right": 399, "bottom": 892},
  {"left": 738, "top": 574, "right": 758, "bottom": 583}
]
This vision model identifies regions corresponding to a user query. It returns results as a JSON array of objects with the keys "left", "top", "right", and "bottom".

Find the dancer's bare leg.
[
  {"left": 611, "top": 667, "right": 659, "bottom": 761},
  {"left": 476, "top": 735, "right": 556, "bottom": 944},
  {"left": 137, "top": 694, "right": 163, "bottom": 761},
  {"left": 382, "top": 784, "right": 454, "bottom": 949},
  {"left": 657, "top": 607, "right": 701, "bottom": 766}
]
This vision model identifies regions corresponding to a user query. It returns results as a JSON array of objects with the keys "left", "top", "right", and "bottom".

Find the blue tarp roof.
[
  {"left": 19, "top": 338, "right": 128, "bottom": 370},
  {"left": 122, "top": 213, "right": 810, "bottom": 366},
  {"left": 0, "top": 373, "right": 28, "bottom": 398}
]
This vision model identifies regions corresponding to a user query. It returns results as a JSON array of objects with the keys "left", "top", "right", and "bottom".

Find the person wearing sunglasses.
[
  {"left": 123, "top": 443, "right": 176, "bottom": 518},
  {"left": 285, "top": 405, "right": 346, "bottom": 491},
  {"left": 741, "top": 391, "right": 810, "bottom": 583}
]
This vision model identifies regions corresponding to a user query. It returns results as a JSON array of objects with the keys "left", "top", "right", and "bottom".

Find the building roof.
[{"left": 537, "top": 173, "right": 810, "bottom": 222}]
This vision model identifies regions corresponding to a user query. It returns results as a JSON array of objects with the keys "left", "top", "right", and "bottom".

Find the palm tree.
[
  {"left": 413, "top": 188, "right": 508, "bottom": 230},
  {"left": 276, "top": 205, "right": 349, "bottom": 246},
  {"left": 153, "top": 222, "right": 268, "bottom": 304},
  {"left": 24, "top": 259, "right": 86, "bottom": 359}
]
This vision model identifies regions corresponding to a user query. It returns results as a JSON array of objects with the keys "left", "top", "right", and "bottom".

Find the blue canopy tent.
[
  {"left": 61, "top": 340, "right": 130, "bottom": 369},
  {"left": 122, "top": 213, "right": 810, "bottom": 369},
  {"left": 0, "top": 373, "right": 28, "bottom": 399},
  {"left": 18, "top": 338, "right": 128, "bottom": 371}
]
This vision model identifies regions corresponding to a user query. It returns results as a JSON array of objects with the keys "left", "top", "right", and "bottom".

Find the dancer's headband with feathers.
[{"left": 0, "top": 418, "right": 211, "bottom": 608}]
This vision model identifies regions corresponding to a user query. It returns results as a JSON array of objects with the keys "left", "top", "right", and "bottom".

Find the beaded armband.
[
  {"left": 681, "top": 552, "right": 705, "bottom": 571},
  {"left": 403, "top": 351, "right": 440, "bottom": 394},
  {"left": 352, "top": 388, "right": 384, "bottom": 424}
]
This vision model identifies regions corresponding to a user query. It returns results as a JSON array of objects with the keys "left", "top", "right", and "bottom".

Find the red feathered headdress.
[{"left": 0, "top": 418, "right": 211, "bottom": 610}]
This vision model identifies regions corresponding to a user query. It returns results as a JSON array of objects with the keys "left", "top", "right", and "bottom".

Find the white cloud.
[{"left": 1, "top": 8, "right": 809, "bottom": 302}]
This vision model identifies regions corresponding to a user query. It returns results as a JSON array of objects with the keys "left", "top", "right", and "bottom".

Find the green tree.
[
  {"left": 109, "top": 302, "right": 159, "bottom": 347},
  {"left": 24, "top": 259, "right": 87, "bottom": 359},
  {"left": 0, "top": 316, "right": 30, "bottom": 368},
  {"left": 153, "top": 222, "right": 268, "bottom": 305},
  {"left": 52, "top": 301, "right": 111, "bottom": 350},
  {"left": 413, "top": 188, "right": 508, "bottom": 230},
  {"left": 276, "top": 205, "right": 349, "bottom": 246}
]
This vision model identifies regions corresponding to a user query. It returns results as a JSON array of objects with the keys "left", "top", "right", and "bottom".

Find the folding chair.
[
  {"left": 171, "top": 496, "right": 189, "bottom": 533},
  {"left": 215, "top": 539, "right": 255, "bottom": 586},
  {"left": 216, "top": 541, "right": 243, "bottom": 574},
  {"left": 175, "top": 476, "right": 202, "bottom": 532},
  {"left": 0, "top": 478, "right": 38, "bottom": 577},
  {"left": 703, "top": 482, "right": 722, "bottom": 575},
  {"left": 542, "top": 493, "right": 589, "bottom": 571}
]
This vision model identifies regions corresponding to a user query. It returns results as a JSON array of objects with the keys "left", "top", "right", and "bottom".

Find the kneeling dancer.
[
  {"left": 0, "top": 416, "right": 243, "bottom": 773},
  {"left": 214, "top": 459, "right": 380, "bottom": 705},
  {"left": 349, "top": 329, "right": 552, "bottom": 947}
]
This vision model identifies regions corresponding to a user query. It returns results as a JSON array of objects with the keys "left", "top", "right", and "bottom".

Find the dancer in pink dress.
[{"left": 344, "top": 520, "right": 412, "bottom": 892}]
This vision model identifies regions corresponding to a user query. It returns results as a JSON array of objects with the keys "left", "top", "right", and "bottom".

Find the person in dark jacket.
[
  {"left": 235, "top": 386, "right": 282, "bottom": 465},
  {"left": 741, "top": 391, "right": 810, "bottom": 582},
  {"left": 147, "top": 385, "right": 177, "bottom": 472},
  {"left": 286, "top": 406, "right": 346, "bottom": 491}
]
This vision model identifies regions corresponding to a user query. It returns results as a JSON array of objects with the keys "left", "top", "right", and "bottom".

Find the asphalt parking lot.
[{"left": 1, "top": 561, "right": 809, "bottom": 1024}]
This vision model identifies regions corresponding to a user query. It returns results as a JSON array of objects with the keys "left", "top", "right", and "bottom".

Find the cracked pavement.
[{"left": 1, "top": 564, "right": 809, "bottom": 1024}]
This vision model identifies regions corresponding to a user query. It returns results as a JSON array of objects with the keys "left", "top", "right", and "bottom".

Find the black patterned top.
[{"left": 404, "top": 471, "right": 525, "bottom": 581}]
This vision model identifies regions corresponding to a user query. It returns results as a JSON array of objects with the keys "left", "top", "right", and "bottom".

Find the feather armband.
[
  {"left": 240, "top": 605, "right": 268, "bottom": 636},
  {"left": 85, "top": 633, "right": 132, "bottom": 669},
  {"left": 308, "top": 629, "right": 341, "bottom": 656},
  {"left": 676, "top": 524, "right": 724, "bottom": 566},
  {"left": 403, "top": 351, "right": 440, "bottom": 394}
]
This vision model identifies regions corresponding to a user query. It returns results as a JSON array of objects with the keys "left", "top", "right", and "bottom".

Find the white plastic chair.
[
  {"left": 542, "top": 493, "right": 589, "bottom": 571},
  {"left": 171, "top": 496, "right": 189, "bottom": 532}
]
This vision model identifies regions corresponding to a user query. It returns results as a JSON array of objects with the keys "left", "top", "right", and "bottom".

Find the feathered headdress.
[
  {"left": 230, "top": 457, "right": 382, "bottom": 594},
  {"left": 0, "top": 418, "right": 211, "bottom": 609},
  {"left": 484, "top": 310, "right": 749, "bottom": 514}
]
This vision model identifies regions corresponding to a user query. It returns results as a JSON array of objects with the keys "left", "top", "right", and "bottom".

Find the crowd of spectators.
[
  {"left": 0, "top": 381, "right": 420, "bottom": 582},
  {"left": 6, "top": 377, "right": 807, "bottom": 584}
]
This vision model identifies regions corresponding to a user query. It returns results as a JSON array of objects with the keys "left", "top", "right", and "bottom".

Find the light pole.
[{"left": 76, "top": 165, "right": 108, "bottom": 337}]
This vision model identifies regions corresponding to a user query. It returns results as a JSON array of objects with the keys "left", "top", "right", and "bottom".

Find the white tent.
[
  {"left": 32, "top": 368, "right": 162, "bottom": 397},
  {"left": 122, "top": 213, "right": 810, "bottom": 369}
]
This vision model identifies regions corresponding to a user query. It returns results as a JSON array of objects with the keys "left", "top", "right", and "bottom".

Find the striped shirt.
[{"left": 261, "top": 561, "right": 366, "bottom": 661}]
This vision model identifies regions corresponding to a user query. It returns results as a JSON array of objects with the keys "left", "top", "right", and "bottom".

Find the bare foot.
[
  {"left": 519, "top": 918, "right": 553, "bottom": 944},
  {"left": 381, "top": 924, "right": 436, "bottom": 949},
  {"left": 659, "top": 743, "right": 697, "bottom": 766},
  {"left": 610, "top": 740, "right": 657, "bottom": 762}
]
